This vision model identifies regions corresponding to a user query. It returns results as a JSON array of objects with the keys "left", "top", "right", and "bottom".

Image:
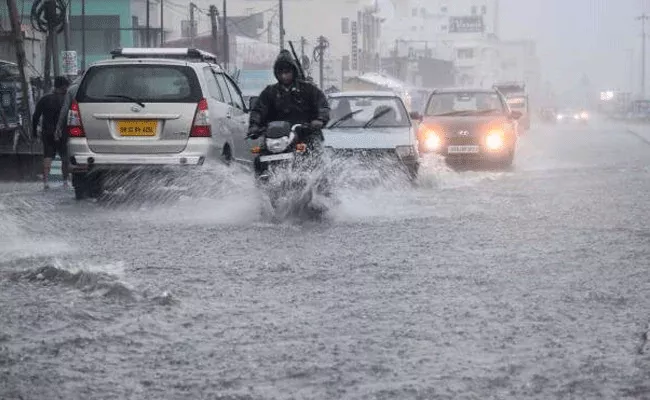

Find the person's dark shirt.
[{"left": 32, "top": 91, "right": 66, "bottom": 138}]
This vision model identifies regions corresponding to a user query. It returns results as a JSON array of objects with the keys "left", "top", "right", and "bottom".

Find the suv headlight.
[{"left": 266, "top": 137, "right": 291, "bottom": 153}]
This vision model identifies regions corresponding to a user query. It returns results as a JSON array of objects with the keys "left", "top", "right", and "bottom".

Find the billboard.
[
  {"left": 449, "top": 16, "right": 484, "bottom": 33},
  {"left": 351, "top": 21, "right": 358, "bottom": 70}
]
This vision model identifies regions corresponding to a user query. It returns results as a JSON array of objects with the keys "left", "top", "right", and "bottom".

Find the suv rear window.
[{"left": 77, "top": 64, "right": 202, "bottom": 103}]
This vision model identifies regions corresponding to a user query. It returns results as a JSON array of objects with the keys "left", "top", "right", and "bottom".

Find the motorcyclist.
[{"left": 247, "top": 50, "right": 330, "bottom": 147}]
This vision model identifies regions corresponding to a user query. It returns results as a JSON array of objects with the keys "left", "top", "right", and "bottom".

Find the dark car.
[{"left": 413, "top": 88, "right": 521, "bottom": 167}]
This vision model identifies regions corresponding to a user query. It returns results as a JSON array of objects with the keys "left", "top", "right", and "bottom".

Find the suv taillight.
[
  {"left": 67, "top": 100, "right": 85, "bottom": 137},
  {"left": 190, "top": 98, "right": 211, "bottom": 137}
]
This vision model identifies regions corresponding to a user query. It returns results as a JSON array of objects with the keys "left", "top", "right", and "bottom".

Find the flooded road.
[{"left": 1, "top": 120, "right": 650, "bottom": 399}]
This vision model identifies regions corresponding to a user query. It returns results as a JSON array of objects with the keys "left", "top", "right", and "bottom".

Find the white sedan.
[{"left": 324, "top": 91, "right": 420, "bottom": 178}]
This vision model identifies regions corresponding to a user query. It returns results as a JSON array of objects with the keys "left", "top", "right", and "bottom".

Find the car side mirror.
[
  {"left": 510, "top": 110, "right": 523, "bottom": 120},
  {"left": 248, "top": 96, "right": 259, "bottom": 112},
  {"left": 409, "top": 111, "right": 422, "bottom": 121}
]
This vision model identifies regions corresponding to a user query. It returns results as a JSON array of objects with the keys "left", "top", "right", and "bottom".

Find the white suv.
[{"left": 67, "top": 48, "right": 251, "bottom": 200}]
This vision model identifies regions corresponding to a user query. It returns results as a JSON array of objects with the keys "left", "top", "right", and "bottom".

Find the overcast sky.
[{"left": 498, "top": 0, "right": 641, "bottom": 91}]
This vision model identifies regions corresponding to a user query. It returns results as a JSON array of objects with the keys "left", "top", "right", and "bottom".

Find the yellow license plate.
[{"left": 117, "top": 120, "right": 158, "bottom": 136}]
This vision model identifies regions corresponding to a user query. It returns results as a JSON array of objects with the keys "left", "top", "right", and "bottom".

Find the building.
[
  {"left": 498, "top": 40, "right": 541, "bottom": 100},
  {"left": 0, "top": 0, "right": 138, "bottom": 72},
  {"left": 155, "top": 0, "right": 382, "bottom": 89},
  {"left": 380, "top": 0, "right": 502, "bottom": 87}
]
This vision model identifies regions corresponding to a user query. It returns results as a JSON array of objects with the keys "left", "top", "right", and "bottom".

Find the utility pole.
[
  {"left": 208, "top": 5, "right": 219, "bottom": 57},
  {"left": 50, "top": 0, "right": 59, "bottom": 76},
  {"left": 81, "top": 0, "right": 86, "bottom": 70},
  {"left": 314, "top": 36, "right": 328, "bottom": 89},
  {"left": 637, "top": 13, "right": 650, "bottom": 98},
  {"left": 160, "top": 0, "right": 164, "bottom": 46},
  {"left": 189, "top": 2, "right": 196, "bottom": 47},
  {"left": 279, "top": 0, "right": 285, "bottom": 49},
  {"left": 300, "top": 36, "right": 306, "bottom": 59},
  {"left": 5, "top": 0, "right": 32, "bottom": 130},
  {"left": 223, "top": 0, "right": 229, "bottom": 70},
  {"left": 63, "top": 0, "right": 70, "bottom": 52},
  {"left": 146, "top": 0, "right": 150, "bottom": 47}
]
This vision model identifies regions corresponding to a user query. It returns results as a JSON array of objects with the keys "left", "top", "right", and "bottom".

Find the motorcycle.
[{"left": 249, "top": 121, "right": 331, "bottom": 219}]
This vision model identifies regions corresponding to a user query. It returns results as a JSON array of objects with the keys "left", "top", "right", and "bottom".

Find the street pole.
[
  {"left": 160, "top": 0, "right": 164, "bottom": 46},
  {"left": 637, "top": 13, "right": 650, "bottom": 98},
  {"left": 146, "top": 0, "right": 150, "bottom": 47},
  {"left": 279, "top": 0, "right": 284, "bottom": 49},
  {"left": 81, "top": 0, "right": 86, "bottom": 70},
  {"left": 189, "top": 3, "right": 196, "bottom": 47},
  {"left": 63, "top": 0, "right": 70, "bottom": 52},
  {"left": 223, "top": 0, "right": 229, "bottom": 70},
  {"left": 316, "top": 36, "right": 326, "bottom": 89},
  {"left": 48, "top": 0, "right": 59, "bottom": 76},
  {"left": 209, "top": 5, "right": 218, "bottom": 56}
]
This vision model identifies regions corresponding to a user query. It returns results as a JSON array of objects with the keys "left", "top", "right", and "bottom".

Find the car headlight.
[
  {"left": 573, "top": 114, "right": 580, "bottom": 120},
  {"left": 420, "top": 130, "right": 441, "bottom": 151},
  {"left": 396, "top": 145, "right": 416, "bottom": 158},
  {"left": 485, "top": 130, "right": 504, "bottom": 150},
  {"left": 266, "top": 136, "right": 291, "bottom": 153},
  {"left": 557, "top": 114, "right": 564, "bottom": 120}
]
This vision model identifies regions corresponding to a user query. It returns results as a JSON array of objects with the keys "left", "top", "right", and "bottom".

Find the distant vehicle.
[
  {"left": 416, "top": 87, "right": 521, "bottom": 168},
  {"left": 539, "top": 107, "right": 557, "bottom": 123},
  {"left": 556, "top": 108, "right": 589, "bottom": 124},
  {"left": 324, "top": 91, "right": 420, "bottom": 179},
  {"left": 494, "top": 82, "right": 530, "bottom": 131},
  {"left": 67, "top": 48, "right": 250, "bottom": 200}
]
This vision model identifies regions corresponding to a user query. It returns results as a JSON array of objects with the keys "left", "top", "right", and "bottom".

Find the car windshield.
[
  {"left": 77, "top": 64, "right": 202, "bottom": 103},
  {"left": 327, "top": 95, "right": 410, "bottom": 128},
  {"left": 425, "top": 92, "right": 505, "bottom": 116}
]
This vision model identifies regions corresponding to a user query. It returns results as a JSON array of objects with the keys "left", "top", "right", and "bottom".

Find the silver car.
[
  {"left": 67, "top": 48, "right": 249, "bottom": 200},
  {"left": 324, "top": 91, "right": 420, "bottom": 178}
]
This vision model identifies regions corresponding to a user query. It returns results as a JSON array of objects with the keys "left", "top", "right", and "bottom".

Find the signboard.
[
  {"left": 449, "top": 16, "right": 484, "bottom": 33},
  {"left": 350, "top": 21, "right": 358, "bottom": 70},
  {"left": 62, "top": 51, "right": 77, "bottom": 75}
]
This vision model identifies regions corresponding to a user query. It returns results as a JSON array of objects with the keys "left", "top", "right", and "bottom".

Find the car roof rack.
[{"left": 110, "top": 48, "right": 222, "bottom": 67}]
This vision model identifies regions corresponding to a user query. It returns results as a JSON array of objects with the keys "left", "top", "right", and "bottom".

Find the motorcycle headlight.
[
  {"left": 580, "top": 112, "right": 588, "bottom": 120},
  {"left": 485, "top": 130, "right": 504, "bottom": 150},
  {"left": 266, "top": 136, "right": 291, "bottom": 153}
]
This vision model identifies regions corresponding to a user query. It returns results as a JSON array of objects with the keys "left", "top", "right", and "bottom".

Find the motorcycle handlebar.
[{"left": 247, "top": 123, "right": 314, "bottom": 140}]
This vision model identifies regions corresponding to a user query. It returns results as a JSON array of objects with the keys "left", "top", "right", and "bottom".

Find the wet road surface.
[{"left": 1, "top": 119, "right": 649, "bottom": 399}]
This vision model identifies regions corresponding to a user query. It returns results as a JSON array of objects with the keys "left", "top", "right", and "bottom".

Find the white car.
[
  {"left": 324, "top": 91, "right": 420, "bottom": 178},
  {"left": 67, "top": 48, "right": 250, "bottom": 200}
]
